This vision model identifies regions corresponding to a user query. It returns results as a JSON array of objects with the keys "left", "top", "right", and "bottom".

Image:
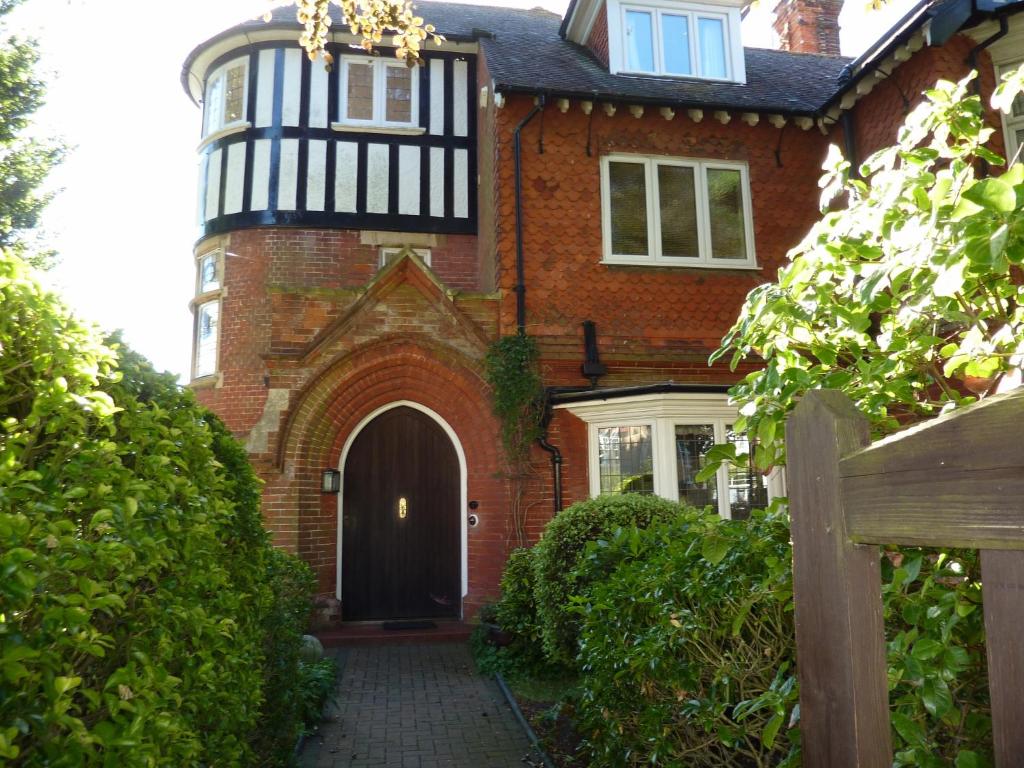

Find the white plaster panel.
[
  {"left": 196, "top": 154, "right": 208, "bottom": 224},
  {"left": 398, "top": 145, "right": 420, "bottom": 215},
  {"left": 307, "top": 140, "right": 327, "bottom": 212},
  {"left": 430, "top": 146, "right": 444, "bottom": 217},
  {"left": 281, "top": 48, "right": 302, "bottom": 127},
  {"left": 223, "top": 143, "right": 247, "bottom": 215},
  {"left": 335, "top": 141, "right": 358, "bottom": 213},
  {"left": 429, "top": 58, "right": 445, "bottom": 135},
  {"left": 255, "top": 49, "right": 276, "bottom": 127},
  {"left": 366, "top": 143, "right": 389, "bottom": 214},
  {"left": 250, "top": 139, "right": 272, "bottom": 211},
  {"left": 453, "top": 148, "right": 468, "bottom": 218},
  {"left": 278, "top": 138, "right": 299, "bottom": 210},
  {"left": 309, "top": 59, "right": 329, "bottom": 128},
  {"left": 205, "top": 148, "right": 222, "bottom": 221},
  {"left": 453, "top": 59, "right": 468, "bottom": 137}
]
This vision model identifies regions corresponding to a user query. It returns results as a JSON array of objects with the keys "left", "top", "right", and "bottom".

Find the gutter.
[
  {"left": 551, "top": 381, "right": 731, "bottom": 406},
  {"left": 513, "top": 96, "right": 545, "bottom": 332}
]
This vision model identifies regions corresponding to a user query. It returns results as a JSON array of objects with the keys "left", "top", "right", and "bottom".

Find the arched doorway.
[{"left": 339, "top": 403, "right": 463, "bottom": 620}]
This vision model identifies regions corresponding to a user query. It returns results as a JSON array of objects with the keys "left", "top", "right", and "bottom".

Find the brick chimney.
[{"left": 773, "top": 0, "right": 842, "bottom": 56}]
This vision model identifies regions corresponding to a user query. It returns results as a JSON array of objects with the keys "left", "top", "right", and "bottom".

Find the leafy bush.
[
  {"left": 296, "top": 659, "right": 338, "bottom": 736},
  {"left": 571, "top": 509, "right": 991, "bottom": 767},
  {"left": 495, "top": 548, "right": 541, "bottom": 647},
  {"left": 532, "top": 495, "right": 682, "bottom": 665},
  {"left": 0, "top": 251, "right": 315, "bottom": 765},
  {"left": 573, "top": 508, "right": 797, "bottom": 768},
  {"left": 251, "top": 549, "right": 318, "bottom": 764}
]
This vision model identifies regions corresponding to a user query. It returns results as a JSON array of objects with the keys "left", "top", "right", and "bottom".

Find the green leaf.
[
  {"left": 911, "top": 638, "right": 944, "bottom": 661},
  {"left": 762, "top": 712, "right": 784, "bottom": 749},
  {"left": 701, "top": 535, "right": 732, "bottom": 565},
  {"left": 892, "top": 711, "right": 926, "bottom": 746},
  {"left": 955, "top": 750, "right": 982, "bottom": 768},
  {"left": 963, "top": 178, "right": 1017, "bottom": 213},
  {"left": 921, "top": 677, "right": 953, "bottom": 717}
]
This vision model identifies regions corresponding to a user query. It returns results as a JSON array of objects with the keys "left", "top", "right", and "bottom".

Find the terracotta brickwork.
[
  {"left": 772, "top": 0, "right": 842, "bottom": 56},
  {"left": 586, "top": 4, "right": 610, "bottom": 68},
  {"left": 491, "top": 94, "right": 834, "bottom": 379},
  {"left": 847, "top": 35, "right": 1007, "bottom": 162}
]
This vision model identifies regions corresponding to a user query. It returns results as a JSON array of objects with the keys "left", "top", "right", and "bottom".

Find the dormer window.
[
  {"left": 203, "top": 57, "right": 248, "bottom": 137},
  {"left": 609, "top": 0, "right": 745, "bottom": 83}
]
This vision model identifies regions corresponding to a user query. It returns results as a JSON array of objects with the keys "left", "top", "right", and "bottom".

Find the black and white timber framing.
[{"left": 197, "top": 44, "right": 477, "bottom": 238}]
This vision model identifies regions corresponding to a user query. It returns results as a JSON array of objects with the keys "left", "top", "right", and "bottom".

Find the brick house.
[{"left": 181, "top": 0, "right": 1024, "bottom": 621}]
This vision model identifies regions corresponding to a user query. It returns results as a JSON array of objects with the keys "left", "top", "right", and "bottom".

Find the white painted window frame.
[
  {"left": 997, "top": 60, "right": 1024, "bottom": 164},
  {"left": 600, "top": 153, "right": 757, "bottom": 268},
  {"left": 380, "top": 246, "right": 432, "bottom": 268},
  {"left": 558, "top": 393, "right": 760, "bottom": 519},
  {"left": 339, "top": 55, "right": 420, "bottom": 129},
  {"left": 203, "top": 57, "right": 249, "bottom": 138},
  {"left": 191, "top": 249, "right": 224, "bottom": 381},
  {"left": 607, "top": 0, "right": 746, "bottom": 83}
]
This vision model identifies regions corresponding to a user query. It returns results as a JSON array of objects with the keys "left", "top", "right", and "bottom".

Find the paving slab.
[{"left": 299, "top": 642, "right": 544, "bottom": 768}]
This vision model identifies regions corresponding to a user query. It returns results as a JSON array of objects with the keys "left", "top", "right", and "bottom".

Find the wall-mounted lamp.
[{"left": 321, "top": 469, "right": 341, "bottom": 494}]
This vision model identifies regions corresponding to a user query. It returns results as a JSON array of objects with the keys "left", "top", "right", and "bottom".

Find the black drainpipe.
[
  {"left": 967, "top": 16, "right": 1008, "bottom": 178},
  {"left": 513, "top": 96, "right": 545, "bottom": 332},
  {"left": 841, "top": 111, "right": 859, "bottom": 178}
]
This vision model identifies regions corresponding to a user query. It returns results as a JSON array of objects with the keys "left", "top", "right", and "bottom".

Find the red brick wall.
[
  {"left": 492, "top": 95, "right": 833, "bottom": 385},
  {"left": 772, "top": 0, "right": 842, "bottom": 56},
  {"left": 586, "top": 4, "right": 610, "bottom": 68},
  {"left": 847, "top": 35, "right": 1007, "bottom": 162}
]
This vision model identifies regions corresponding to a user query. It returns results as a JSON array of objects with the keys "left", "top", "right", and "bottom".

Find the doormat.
[{"left": 381, "top": 620, "right": 437, "bottom": 631}]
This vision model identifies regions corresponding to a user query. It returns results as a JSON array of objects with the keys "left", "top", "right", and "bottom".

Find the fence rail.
[{"left": 786, "top": 388, "right": 1024, "bottom": 767}]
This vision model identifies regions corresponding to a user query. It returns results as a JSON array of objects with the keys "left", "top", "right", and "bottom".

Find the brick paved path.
[{"left": 299, "top": 643, "right": 544, "bottom": 768}]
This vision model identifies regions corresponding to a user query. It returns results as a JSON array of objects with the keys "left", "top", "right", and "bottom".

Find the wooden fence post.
[
  {"left": 980, "top": 549, "right": 1024, "bottom": 766},
  {"left": 786, "top": 390, "right": 892, "bottom": 767}
]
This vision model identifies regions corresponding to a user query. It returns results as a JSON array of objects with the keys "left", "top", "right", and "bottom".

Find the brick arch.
[{"left": 275, "top": 338, "right": 509, "bottom": 609}]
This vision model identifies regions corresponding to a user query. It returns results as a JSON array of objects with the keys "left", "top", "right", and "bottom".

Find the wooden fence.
[{"left": 786, "top": 388, "right": 1024, "bottom": 767}]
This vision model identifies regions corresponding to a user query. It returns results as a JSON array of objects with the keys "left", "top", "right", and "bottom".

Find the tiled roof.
[{"left": 188, "top": 2, "right": 851, "bottom": 115}]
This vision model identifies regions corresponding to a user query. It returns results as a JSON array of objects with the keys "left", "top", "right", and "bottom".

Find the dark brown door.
[{"left": 342, "top": 406, "right": 460, "bottom": 620}]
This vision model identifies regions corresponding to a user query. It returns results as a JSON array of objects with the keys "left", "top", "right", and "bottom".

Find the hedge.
[{"left": 0, "top": 249, "right": 316, "bottom": 765}]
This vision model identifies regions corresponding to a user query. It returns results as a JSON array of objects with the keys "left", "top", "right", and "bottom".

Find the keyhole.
[{"left": 398, "top": 497, "right": 408, "bottom": 519}]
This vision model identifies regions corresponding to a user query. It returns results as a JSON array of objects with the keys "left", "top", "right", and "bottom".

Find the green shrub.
[
  {"left": 533, "top": 494, "right": 682, "bottom": 664},
  {"left": 251, "top": 549, "right": 318, "bottom": 765},
  {"left": 572, "top": 508, "right": 991, "bottom": 767},
  {"left": 296, "top": 658, "right": 337, "bottom": 736},
  {"left": 0, "top": 250, "right": 315, "bottom": 765},
  {"left": 495, "top": 548, "right": 541, "bottom": 645}
]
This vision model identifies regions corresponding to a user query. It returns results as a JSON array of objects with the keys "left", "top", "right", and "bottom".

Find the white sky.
[{"left": 9, "top": 0, "right": 916, "bottom": 382}]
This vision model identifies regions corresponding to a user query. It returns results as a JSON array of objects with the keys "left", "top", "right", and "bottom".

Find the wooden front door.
[{"left": 341, "top": 406, "right": 461, "bottom": 620}]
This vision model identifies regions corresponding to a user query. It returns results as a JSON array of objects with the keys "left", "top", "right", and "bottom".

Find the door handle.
[{"left": 398, "top": 497, "right": 408, "bottom": 519}]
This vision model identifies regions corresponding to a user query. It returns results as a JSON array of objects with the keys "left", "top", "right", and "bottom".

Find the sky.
[{"left": 9, "top": 0, "right": 918, "bottom": 383}]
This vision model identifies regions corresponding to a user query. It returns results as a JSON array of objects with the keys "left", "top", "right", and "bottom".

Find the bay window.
[
  {"left": 601, "top": 154, "right": 755, "bottom": 267},
  {"left": 203, "top": 58, "right": 248, "bottom": 137},
  {"left": 563, "top": 394, "right": 769, "bottom": 519},
  {"left": 998, "top": 60, "right": 1024, "bottom": 163},
  {"left": 192, "top": 249, "right": 222, "bottom": 380}
]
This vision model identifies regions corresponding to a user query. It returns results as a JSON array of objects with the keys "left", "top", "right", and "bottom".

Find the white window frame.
[
  {"left": 997, "top": 60, "right": 1024, "bottom": 164},
  {"left": 191, "top": 249, "right": 224, "bottom": 381},
  {"left": 607, "top": 0, "right": 746, "bottom": 83},
  {"left": 380, "top": 247, "right": 431, "bottom": 268},
  {"left": 600, "top": 154, "right": 756, "bottom": 268},
  {"left": 203, "top": 57, "right": 249, "bottom": 138},
  {"left": 558, "top": 393, "right": 769, "bottom": 519},
  {"left": 339, "top": 56, "right": 420, "bottom": 129}
]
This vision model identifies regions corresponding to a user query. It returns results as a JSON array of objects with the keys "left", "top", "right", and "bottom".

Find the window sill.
[
  {"left": 610, "top": 69, "right": 739, "bottom": 85},
  {"left": 188, "top": 372, "right": 223, "bottom": 390},
  {"left": 331, "top": 122, "right": 426, "bottom": 136},
  {"left": 601, "top": 258, "right": 760, "bottom": 271},
  {"left": 197, "top": 122, "right": 251, "bottom": 151}
]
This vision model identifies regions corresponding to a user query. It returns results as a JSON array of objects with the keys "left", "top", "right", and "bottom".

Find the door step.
[{"left": 316, "top": 619, "right": 472, "bottom": 647}]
